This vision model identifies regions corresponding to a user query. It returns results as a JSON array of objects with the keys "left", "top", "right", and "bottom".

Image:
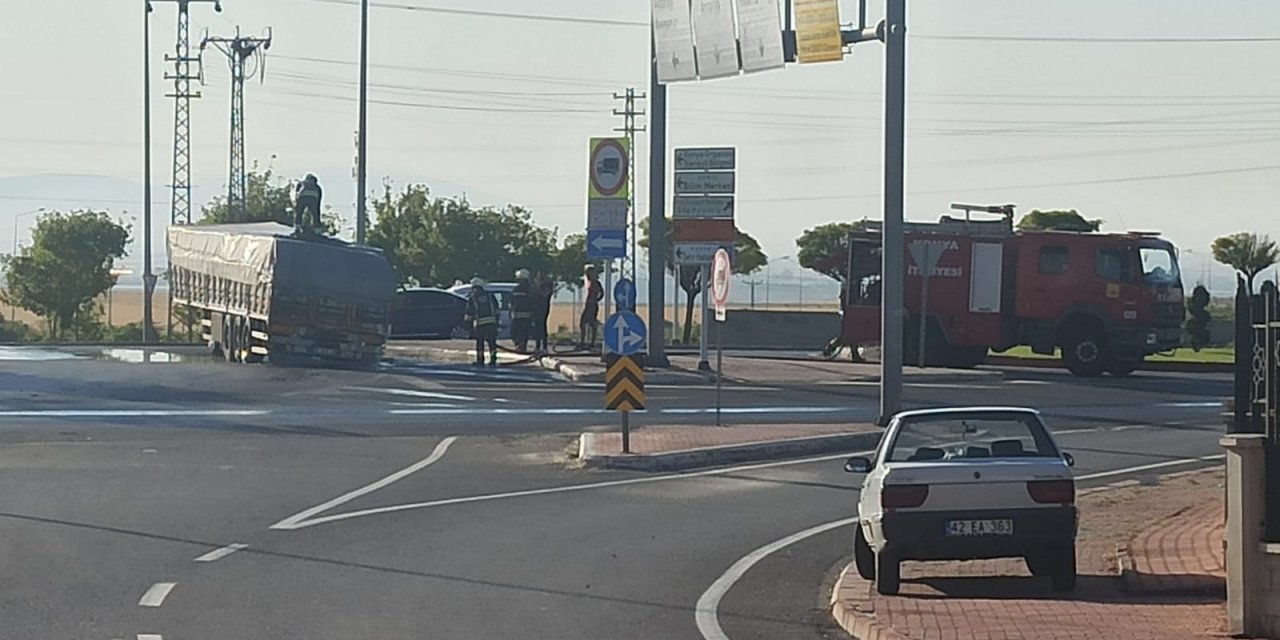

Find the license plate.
[{"left": 945, "top": 519, "right": 1014, "bottom": 537}]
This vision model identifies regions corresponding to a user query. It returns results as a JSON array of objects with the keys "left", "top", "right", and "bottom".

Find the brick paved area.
[{"left": 831, "top": 469, "right": 1229, "bottom": 640}]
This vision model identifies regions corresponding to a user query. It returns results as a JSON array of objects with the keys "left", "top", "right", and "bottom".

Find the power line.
[
  {"left": 917, "top": 34, "right": 1280, "bottom": 43},
  {"left": 299, "top": 0, "right": 646, "bottom": 27}
]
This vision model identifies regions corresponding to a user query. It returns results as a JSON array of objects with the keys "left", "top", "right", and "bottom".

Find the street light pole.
[
  {"left": 142, "top": 0, "right": 156, "bottom": 343},
  {"left": 878, "top": 0, "right": 907, "bottom": 425},
  {"left": 355, "top": 0, "right": 369, "bottom": 244}
]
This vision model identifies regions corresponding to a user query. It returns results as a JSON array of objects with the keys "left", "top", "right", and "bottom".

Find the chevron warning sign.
[{"left": 605, "top": 354, "right": 645, "bottom": 412}]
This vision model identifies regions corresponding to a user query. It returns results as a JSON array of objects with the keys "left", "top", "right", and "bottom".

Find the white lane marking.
[
  {"left": 346, "top": 386, "right": 477, "bottom": 402},
  {"left": 283, "top": 451, "right": 872, "bottom": 530},
  {"left": 138, "top": 635, "right": 164, "bottom": 640},
  {"left": 386, "top": 402, "right": 460, "bottom": 408},
  {"left": 1076, "top": 453, "right": 1224, "bottom": 481},
  {"left": 0, "top": 409, "right": 268, "bottom": 417},
  {"left": 1160, "top": 401, "right": 1222, "bottom": 408},
  {"left": 138, "top": 582, "right": 177, "bottom": 608},
  {"left": 270, "top": 436, "right": 458, "bottom": 530},
  {"left": 692, "top": 452, "right": 1226, "bottom": 640},
  {"left": 696, "top": 516, "right": 858, "bottom": 640},
  {"left": 194, "top": 543, "right": 249, "bottom": 563},
  {"left": 387, "top": 406, "right": 865, "bottom": 416},
  {"left": 493, "top": 398, "right": 511, "bottom": 403}
]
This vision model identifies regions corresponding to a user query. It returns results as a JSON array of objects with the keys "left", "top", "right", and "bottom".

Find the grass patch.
[{"left": 995, "top": 345, "right": 1233, "bottom": 364}]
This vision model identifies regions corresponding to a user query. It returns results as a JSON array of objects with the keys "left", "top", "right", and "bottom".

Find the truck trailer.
[
  {"left": 167, "top": 223, "right": 398, "bottom": 366},
  {"left": 840, "top": 206, "right": 1184, "bottom": 377}
]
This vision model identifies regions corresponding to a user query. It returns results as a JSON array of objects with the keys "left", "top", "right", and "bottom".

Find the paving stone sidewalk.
[{"left": 831, "top": 468, "right": 1229, "bottom": 640}]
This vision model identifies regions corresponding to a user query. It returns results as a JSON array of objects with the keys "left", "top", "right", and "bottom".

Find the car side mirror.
[
  {"left": 1062, "top": 452, "right": 1075, "bottom": 467},
  {"left": 844, "top": 456, "right": 872, "bottom": 473}
]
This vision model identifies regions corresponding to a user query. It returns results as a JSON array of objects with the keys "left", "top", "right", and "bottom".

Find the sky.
[{"left": 2, "top": 0, "right": 1279, "bottom": 299}]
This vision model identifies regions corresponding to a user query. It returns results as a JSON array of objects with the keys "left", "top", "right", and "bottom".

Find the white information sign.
[
  {"left": 736, "top": 0, "right": 785, "bottom": 74},
  {"left": 690, "top": 0, "right": 740, "bottom": 80},
  {"left": 652, "top": 0, "right": 698, "bottom": 82},
  {"left": 674, "top": 242, "right": 735, "bottom": 265}
]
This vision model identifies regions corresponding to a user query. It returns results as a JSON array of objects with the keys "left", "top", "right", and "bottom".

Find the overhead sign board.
[
  {"left": 587, "top": 198, "right": 628, "bottom": 230},
  {"left": 588, "top": 137, "right": 630, "bottom": 199},
  {"left": 673, "top": 195, "right": 735, "bottom": 219},
  {"left": 736, "top": 0, "right": 785, "bottom": 74},
  {"left": 690, "top": 0, "right": 741, "bottom": 80},
  {"left": 652, "top": 0, "right": 698, "bottom": 83},
  {"left": 795, "top": 0, "right": 844, "bottom": 64},
  {"left": 674, "top": 242, "right": 735, "bottom": 266},
  {"left": 674, "top": 147, "right": 736, "bottom": 171},
  {"left": 675, "top": 171, "right": 736, "bottom": 195},
  {"left": 587, "top": 229, "right": 627, "bottom": 259}
]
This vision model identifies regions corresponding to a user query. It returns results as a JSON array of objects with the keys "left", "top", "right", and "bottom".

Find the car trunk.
[{"left": 882, "top": 459, "right": 1071, "bottom": 511}]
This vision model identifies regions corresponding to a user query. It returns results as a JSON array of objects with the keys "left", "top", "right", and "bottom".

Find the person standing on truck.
[
  {"left": 531, "top": 276, "right": 554, "bottom": 353},
  {"left": 580, "top": 264, "right": 603, "bottom": 350},
  {"left": 511, "top": 268, "right": 533, "bottom": 353},
  {"left": 294, "top": 174, "right": 324, "bottom": 232},
  {"left": 465, "top": 277, "right": 499, "bottom": 366}
]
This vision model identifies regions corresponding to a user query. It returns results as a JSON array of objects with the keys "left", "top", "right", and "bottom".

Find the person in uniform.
[
  {"left": 464, "top": 277, "right": 499, "bottom": 366},
  {"left": 532, "top": 277, "right": 554, "bottom": 353},
  {"left": 510, "top": 268, "right": 533, "bottom": 353}
]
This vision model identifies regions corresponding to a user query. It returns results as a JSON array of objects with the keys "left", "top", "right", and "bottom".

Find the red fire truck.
[{"left": 840, "top": 204, "right": 1185, "bottom": 377}]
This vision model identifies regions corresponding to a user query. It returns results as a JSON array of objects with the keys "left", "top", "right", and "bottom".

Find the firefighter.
[
  {"left": 511, "top": 268, "right": 533, "bottom": 353},
  {"left": 464, "top": 277, "right": 499, "bottom": 366},
  {"left": 531, "top": 276, "right": 554, "bottom": 353},
  {"left": 294, "top": 174, "right": 323, "bottom": 232},
  {"left": 580, "top": 264, "right": 603, "bottom": 349}
]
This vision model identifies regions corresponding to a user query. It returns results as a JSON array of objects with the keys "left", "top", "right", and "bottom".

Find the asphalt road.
[{"left": 0, "top": 346, "right": 1229, "bottom": 639}]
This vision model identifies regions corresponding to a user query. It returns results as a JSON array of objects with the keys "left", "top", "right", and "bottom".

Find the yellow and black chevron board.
[{"left": 605, "top": 354, "right": 645, "bottom": 411}]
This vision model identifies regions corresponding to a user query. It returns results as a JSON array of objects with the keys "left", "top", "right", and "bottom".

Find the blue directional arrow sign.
[
  {"left": 613, "top": 278, "right": 637, "bottom": 312},
  {"left": 603, "top": 310, "right": 647, "bottom": 356},
  {"left": 586, "top": 229, "right": 627, "bottom": 259}
]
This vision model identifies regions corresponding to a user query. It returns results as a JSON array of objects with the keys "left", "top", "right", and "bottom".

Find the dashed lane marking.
[
  {"left": 138, "top": 582, "right": 176, "bottom": 608},
  {"left": 194, "top": 543, "right": 249, "bottom": 563},
  {"left": 344, "top": 386, "right": 477, "bottom": 402}
]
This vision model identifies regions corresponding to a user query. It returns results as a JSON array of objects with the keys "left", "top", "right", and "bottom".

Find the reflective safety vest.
[
  {"left": 511, "top": 282, "right": 532, "bottom": 319},
  {"left": 298, "top": 184, "right": 321, "bottom": 200},
  {"left": 469, "top": 293, "right": 497, "bottom": 326}
]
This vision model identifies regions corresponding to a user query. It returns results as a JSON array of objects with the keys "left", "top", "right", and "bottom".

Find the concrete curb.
[
  {"left": 829, "top": 565, "right": 912, "bottom": 640},
  {"left": 578, "top": 430, "right": 882, "bottom": 472}
]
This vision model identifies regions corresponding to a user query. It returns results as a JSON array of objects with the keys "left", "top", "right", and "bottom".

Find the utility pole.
[
  {"left": 879, "top": 0, "right": 907, "bottom": 425},
  {"left": 646, "top": 35, "right": 670, "bottom": 367},
  {"left": 613, "top": 87, "right": 646, "bottom": 286},
  {"left": 201, "top": 27, "right": 273, "bottom": 223},
  {"left": 356, "top": 0, "right": 369, "bottom": 244},
  {"left": 143, "top": 0, "right": 155, "bottom": 343}
]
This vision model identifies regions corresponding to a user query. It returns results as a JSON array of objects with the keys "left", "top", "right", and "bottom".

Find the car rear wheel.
[
  {"left": 874, "top": 551, "right": 900, "bottom": 595},
  {"left": 854, "top": 525, "right": 875, "bottom": 580},
  {"left": 1049, "top": 543, "right": 1077, "bottom": 592}
]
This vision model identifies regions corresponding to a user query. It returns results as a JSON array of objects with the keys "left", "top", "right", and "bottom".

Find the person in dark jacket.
[
  {"left": 294, "top": 174, "right": 323, "bottom": 231},
  {"left": 531, "top": 277, "right": 554, "bottom": 353},
  {"left": 580, "top": 264, "right": 603, "bottom": 349},
  {"left": 510, "top": 269, "right": 533, "bottom": 352},
  {"left": 464, "top": 278, "right": 499, "bottom": 366}
]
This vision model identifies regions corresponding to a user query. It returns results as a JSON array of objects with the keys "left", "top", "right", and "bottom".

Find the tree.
[
  {"left": 640, "top": 217, "right": 768, "bottom": 343},
  {"left": 1015, "top": 209, "right": 1102, "bottom": 233},
  {"left": 554, "top": 233, "right": 602, "bottom": 291},
  {"left": 367, "top": 184, "right": 559, "bottom": 288},
  {"left": 199, "top": 163, "right": 341, "bottom": 235},
  {"left": 2, "top": 210, "right": 130, "bottom": 339},
  {"left": 1184, "top": 284, "right": 1211, "bottom": 352},
  {"left": 1212, "top": 232, "right": 1280, "bottom": 293},
  {"left": 796, "top": 221, "right": 868, "bottom": 281}
]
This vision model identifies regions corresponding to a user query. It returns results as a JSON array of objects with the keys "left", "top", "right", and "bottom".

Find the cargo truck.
[
  {"left": 839, "top": 205, "right": 1184, "bottom": 377},
  {"left": 167, "top": 223, "right": 397, "bottom": 366}
]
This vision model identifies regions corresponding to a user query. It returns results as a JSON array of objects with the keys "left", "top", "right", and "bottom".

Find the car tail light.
[
  {"left": 882, "top": 484, "right": 929, "bottom": 509},
  {"left": 1027, "top": 479, "right": 1075, "bottom": 504}
]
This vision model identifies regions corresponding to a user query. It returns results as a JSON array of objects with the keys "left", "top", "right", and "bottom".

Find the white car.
[{"left": 844, "top": 407, "right": 1077, "bottom": 595}]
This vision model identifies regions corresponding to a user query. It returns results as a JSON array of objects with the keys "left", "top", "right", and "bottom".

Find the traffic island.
[
  {"left": 830, "top": 467, "right": 1227, "bottom": 640},
  {"left": 576, "top": 423, "right": 881, "bottom": 471}
]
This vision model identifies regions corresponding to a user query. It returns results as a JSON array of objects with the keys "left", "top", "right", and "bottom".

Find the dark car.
[{"left": 389, "top": 287, "right": 468, "bottom": 339}]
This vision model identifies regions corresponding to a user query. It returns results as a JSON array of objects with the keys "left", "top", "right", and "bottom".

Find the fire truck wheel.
[{"left": 1063, "top": 331, "right": 1109, "bottom": 377}]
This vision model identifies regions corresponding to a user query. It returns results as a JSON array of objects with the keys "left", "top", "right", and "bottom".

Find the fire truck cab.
[{"left": 841, "top": 205, "right": 1184, "bottom": 377}]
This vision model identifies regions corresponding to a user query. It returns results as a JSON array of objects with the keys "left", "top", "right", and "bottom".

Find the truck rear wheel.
[{"left": 1063, "top": 331, "right": 1109, "bottom": 378}]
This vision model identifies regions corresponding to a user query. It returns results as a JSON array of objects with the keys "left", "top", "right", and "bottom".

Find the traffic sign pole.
[
  {"left": 603, "top": 262, "right": 612, "bottom": 359},
  {"left": 880, "top": 0, "right": 906, "bottom": 425},
  {"left": 716, "top": 317, "right": 723, "bottom": 426},
  {"left": 698, "top": 264, "right": 711, "bottom": 371}
]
